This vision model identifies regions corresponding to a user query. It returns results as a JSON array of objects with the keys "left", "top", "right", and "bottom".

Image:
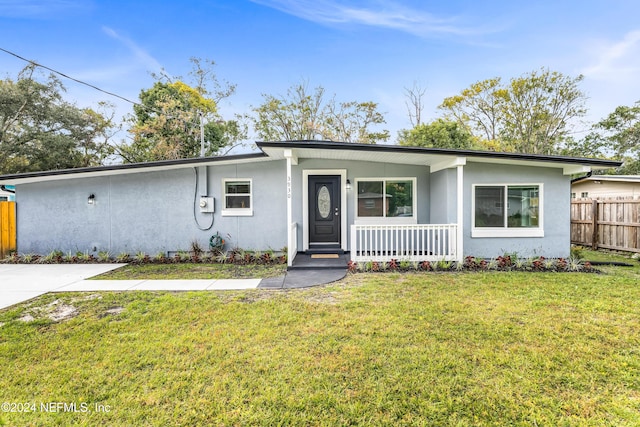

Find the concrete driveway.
[{"left": 0, "top": 264, "right": 261, "bottom": 310}]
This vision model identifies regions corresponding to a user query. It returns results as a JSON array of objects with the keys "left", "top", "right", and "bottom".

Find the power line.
[
  {"left": 0, "top": 46, "right": 212, "bottom": 130},
  {"left": 0, "top": 46, "right": 141, "bottom": 107}
]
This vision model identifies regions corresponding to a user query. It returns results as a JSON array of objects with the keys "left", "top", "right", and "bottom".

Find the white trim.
[
  {"left": 286, "top": 156, "right": 294, "bottom": 266},
  {"left": 430, "top": 156, "right": 466, "bottom": 174},
  {"left": 221, "top": 178, "right": 253, "bottom": 217},
  {"left": 563, "top": 165, "right": 590, "bottom": 175},
  {"left": 456, "top": 165, "right": 464, "bottom": 262},
  {"left": 302, "top": 169, "right": 348, "bottom": 251},
  {"left": 354, "top": 177, "right": 417, "bottom": 224},
  {"left": 471, "top": 183, "right": 544, "bottom": 238}
]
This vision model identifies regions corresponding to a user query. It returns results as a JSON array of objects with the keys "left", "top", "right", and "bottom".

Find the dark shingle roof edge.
[
  {"left": 0, "top": 152, "right": 268, "bottom": 181},
  {"left": 256, "top": 140, "right": 623, "bottom": 168}
]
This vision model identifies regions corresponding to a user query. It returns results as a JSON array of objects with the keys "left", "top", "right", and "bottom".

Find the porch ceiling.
[{"left": 261, "top": 145, "right": 457, "bottom": 167}]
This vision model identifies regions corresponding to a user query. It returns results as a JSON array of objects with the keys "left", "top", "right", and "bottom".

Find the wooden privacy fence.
[
  {"left": 571, "top": 198, "right": 640, "bottom": 253},
  {"left": 0, "top": 201, "right": 17, "bottom": 258}
]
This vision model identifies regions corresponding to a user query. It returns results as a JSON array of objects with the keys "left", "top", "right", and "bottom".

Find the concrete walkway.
[
  {"left": 0, "top": 264, "right": 348, "bottom": 310},
  {"left": 0, "top": 264, "right": 261, "bottom": 310}
]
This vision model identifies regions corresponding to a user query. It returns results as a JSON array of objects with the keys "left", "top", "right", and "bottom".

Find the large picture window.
[
  {"left": 222, "top": 179, "right": 252, "bottom": 216},
  {"left": 356, "top": 178, "right": 416, "bottom": 222},
  {"left": 473, "top": 184, "right": 542, "bottom": 237}
]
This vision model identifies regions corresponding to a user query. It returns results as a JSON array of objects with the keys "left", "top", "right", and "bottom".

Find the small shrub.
[
  {"left": 347, "top": 260, "right": 357, "bottom": 273},
  {"left": 399, "top": 260, "right": 411, "bottom": 271},
  {"left": 216, "top": 251, "right": 229, "bottom": 264},
  {"left": 388, "top": 259, "right": 398, "bottom": 271},
  {"left": 435, "top": 260, "right": 452, "bottom": 271},
  {"left": 20, "top": 253, "right": 36, "bottom": 263},
  {"left": 153, "top": 252, "right": 167, "bottom": 263},
  {"left": 63, "top": 251, "right": 76, "bottom": 263},
  {"left": 496, "top": 255, "right": 512, "bottom": 270},
  {"left": 568, "top": 257, "right": 583, "bottom": 272},
  {"left": 464, "top": 256, "right": 479, "bottom": 270},
  {"left": 97, "top": 251, "right": 112, "bottom": 263},
  {"left": 115, "top": 252, "right": 131, "bottom": 263},
  {"left": 556, "top": 258, "right": 568, "bottom": 271},
  {"left": 420, "top": 260, "right": 431, "bottom": 271},
  {"left": 134, "top": 251, "right": 149, "bottom": 264},
  {"left": 190, "top": 240, "right": 204, "bottom": 256},
  {"left": 543, "top": 258, "right": 556, "bottom": 271}
]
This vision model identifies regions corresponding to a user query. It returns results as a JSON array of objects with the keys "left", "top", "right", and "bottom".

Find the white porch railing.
[
  {"left": 288, "top": 222, "right": 298, "bottom": 267},
  {"left": 350, "top": 224, "right": 458, "bottom": 262}
]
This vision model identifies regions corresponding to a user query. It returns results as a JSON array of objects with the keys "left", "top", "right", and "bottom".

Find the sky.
[{"left": 1, "top": 0, "right": 640, "bottom": 152}]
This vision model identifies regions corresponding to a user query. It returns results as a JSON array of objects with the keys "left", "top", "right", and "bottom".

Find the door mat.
[{"left": 311, "top": 254, "right": 340, "bottom": 259}]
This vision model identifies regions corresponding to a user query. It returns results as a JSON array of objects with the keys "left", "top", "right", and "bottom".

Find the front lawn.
[
  {"left": 1, "top": 259, "right": 639, "bottom": 425},
  {"left": 92, "top": 262, "right": 287, "bottom": 280}
]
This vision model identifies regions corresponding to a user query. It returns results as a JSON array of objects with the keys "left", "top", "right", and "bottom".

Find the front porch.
[
  {"left": 350, "top": 223, "right": 459, "bottom": 262},
  {"left": 288, "top": 223, "right": 460, "bottom": 266}
]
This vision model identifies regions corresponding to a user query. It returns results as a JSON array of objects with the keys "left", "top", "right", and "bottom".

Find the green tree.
[
  {"left": 569, "top": 102, "right": 640, "bottom": 174},
  {"left": 440, "top": 69, "right": 587, "bottom": 154},
  {"left": 398, "top": 119, "right": 475, "bottom": 149},
  {"left": 118, "top": 58, "right": 246, "bottom": 163},
  {"left": 251, "top": 82, "right": 389, "bottom": 143},
  {"left": 0, "top": 65, "right": 115, "bottom": 174}
]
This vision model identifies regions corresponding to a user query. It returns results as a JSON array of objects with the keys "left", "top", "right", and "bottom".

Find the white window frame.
[
  {"left": 221, "top": 178, "right": 253, "bottom": 217},
  {"left": 354, "top": 177, "right": 417, "bottom": 224},
  {"left": 472, "top": 183, "right": 544, "bottom": 238}
]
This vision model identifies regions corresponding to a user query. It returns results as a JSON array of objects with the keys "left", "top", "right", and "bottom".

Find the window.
[
  {"left": 356, "top": 178, "right": 416, "bottom": 222},
  {"left": 222, "top": 179, "right": 252, "bottom": 216},
  {"left": 581, "top": 192, "right": 589, "bottom": 198},
  {"left": 473, "top": 184, "right": 543, "bottom": 237}
]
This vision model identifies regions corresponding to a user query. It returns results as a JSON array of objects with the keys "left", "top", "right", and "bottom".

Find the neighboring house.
[
  {"left": 571, "top": 175, "right": 640, "bottom": 199},
  {"left": 0, "top": 185, "right": 15, "bottom": 202},
  {"left": 0, "top": 141, "right": 620, "bottom": 264}
]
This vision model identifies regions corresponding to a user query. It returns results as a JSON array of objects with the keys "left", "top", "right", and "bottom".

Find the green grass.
[
  {"left": 1, "top": 252, "right": 639, "bottom": 426},
  {"left": 91, "top": 262, "right": 287, "bottom": 280}
]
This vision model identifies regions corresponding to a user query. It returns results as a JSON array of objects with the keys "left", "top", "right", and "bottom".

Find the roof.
[
  {"left": 0, "top": 152, "right": 269, "bottom": 185},
  {"left": 572, "top": 174, "right": 640, "bottom": 185},
  {"left": 258, "top": 140, "right": 622, "bottom": 174},
  {"left": 0, "top": 140, "right": 622, "bottom": 185}
]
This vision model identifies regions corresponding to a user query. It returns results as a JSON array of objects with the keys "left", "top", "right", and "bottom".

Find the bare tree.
[{"left": 404, "top": 82, "right": 427, "bottom": 127}]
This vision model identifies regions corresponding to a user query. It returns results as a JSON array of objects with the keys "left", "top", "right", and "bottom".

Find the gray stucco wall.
[
  {"left": 16, "top": 160, "right": 287, "bottom": 255},
  {"left": 429, "top": 168, "right": 457, "bottom": 224},
  {"left": 462, "top": 162, "right": 570, "bottom": 259},
  {"left": 14, "top": 156, "right": 572, "bottom": 259}
]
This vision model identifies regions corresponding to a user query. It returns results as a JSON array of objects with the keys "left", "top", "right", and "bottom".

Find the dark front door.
[{"left": 309, "top": 175, "right": 341, "bottom": 246}]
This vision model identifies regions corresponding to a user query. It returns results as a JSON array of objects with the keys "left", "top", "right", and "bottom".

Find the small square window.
[{"left": 222, "top": 179, "right": 252, "bottom": 216}]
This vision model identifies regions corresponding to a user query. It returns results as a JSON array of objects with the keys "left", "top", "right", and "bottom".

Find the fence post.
[{"left": 591, "top": 199, "right": 598, "bottom": 250}]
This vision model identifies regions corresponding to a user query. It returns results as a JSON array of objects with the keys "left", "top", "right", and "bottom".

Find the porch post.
[
  {"left": 284, "top": 150, "right": 298, "bottom": 267},
  {"left": 456, "top": 164, "right": 464, "bottom": 263}
]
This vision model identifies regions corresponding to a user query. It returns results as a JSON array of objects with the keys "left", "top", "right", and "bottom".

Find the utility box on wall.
[{"left": 199, "top": 197, "right": 215, "bottom": 213}]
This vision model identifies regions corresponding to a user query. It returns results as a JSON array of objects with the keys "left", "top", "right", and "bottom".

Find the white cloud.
[
  {"left": 102, "top": 26, "right": 163, "bottom": 73},
  {"left": 579, "top": 30, "right": 640, "bottom": 121},
  {"left": 250, "top": 0, "right": 491, "bottom": 38},
  {"left": 582, "top": 30, "right": 640, "bottom": 80},
  {"left": 0, "top": 0, "right": 88, "bottom": 18}
]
